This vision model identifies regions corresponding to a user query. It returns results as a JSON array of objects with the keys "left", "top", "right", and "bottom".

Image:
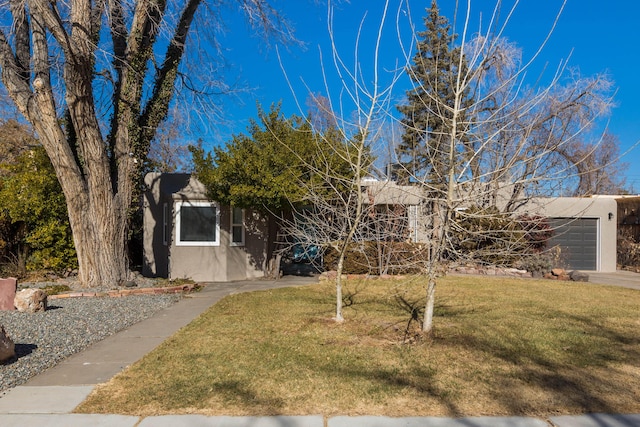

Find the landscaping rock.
[
  {"left": 14, "top": 289, "right": 47, "bottom": 313},
  {"left": 570, "top": 270, "right": 589, "bottom": 282},
  {"left": 0, "top": 324, "right": 15, "bottom": 363},
  {"left": 320, "top": 271, "right": 346, "bottom": 281},
  {"left": 530, "top": 270, "right": 543, "bottom": 279},
  {"left": 551, "top": 268, "right": 570, "bottom": 281},
  {"left": 450, "top": 265, "right": 532, "bottom": 278},
  {"left": 0, "top": 278, "right": 17, "bottom": 311}
]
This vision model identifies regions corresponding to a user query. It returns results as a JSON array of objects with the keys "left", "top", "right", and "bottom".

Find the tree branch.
[
  {"left": 10, "top": 0, "right": 30, "bottom": 82},
  {"left": 110, "top": 0, "right": 167, "bottom": 159},
  {"left": 0, "top": 30, "right": 32, "bottom": 114},
  {"left": 28, "top": 0, "right": 74, "bottom": 60},
  {"left": 139, "top": 0, "right": 201, "bottom": 149}
]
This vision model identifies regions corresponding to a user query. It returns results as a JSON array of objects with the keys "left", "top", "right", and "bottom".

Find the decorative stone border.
[
  {"left": 49, "top": 283, "right": 200, "bottom": 300},
  {"left": 320, "top": 266, "right": 587, "bottom": 281},
  {"left": 319, "top": 267, "right": 532, "bottom": 281},
  {"left": 319, "top": 271, "right": 410, "bottom": 281},
  {"left": 449, "top": 265, "right": 532, "bottom": 278}
]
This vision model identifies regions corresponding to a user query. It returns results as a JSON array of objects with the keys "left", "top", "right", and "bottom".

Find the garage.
[{"left": 548, "top": 217, "right": 598, "bottom": 271}]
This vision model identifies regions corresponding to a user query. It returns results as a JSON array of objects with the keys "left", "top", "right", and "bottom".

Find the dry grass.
[{"left": 75, "top": 275, "right": 640, "bottom": 417}]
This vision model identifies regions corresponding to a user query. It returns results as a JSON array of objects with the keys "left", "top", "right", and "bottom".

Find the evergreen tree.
[
  {"left": 397, "top": 0, "right": 474, "bottom": 187},
  {"left": 191, "top": 103, "right": 366, "bottom": 213}
]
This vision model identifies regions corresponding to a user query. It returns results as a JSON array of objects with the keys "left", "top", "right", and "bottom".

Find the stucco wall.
[
  {"left": 528, "top": 197, "right": 618, "bottom": 272},
  {"left": 143, "top": 173, "right": 269, "bottom": 282},
  {"left": 142, "top": 173, "right": 173, "bottom": 278},
  {"left": 169, "top": 205, "right": 269, "bottom": 282}
]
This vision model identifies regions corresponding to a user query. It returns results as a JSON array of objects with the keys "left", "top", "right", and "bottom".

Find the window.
[
  {"left": 230, "top": 207, "right": 245, "bottom": 246},
  {"left": 175, "top": 201, "right": 220, "bottom": 246}
]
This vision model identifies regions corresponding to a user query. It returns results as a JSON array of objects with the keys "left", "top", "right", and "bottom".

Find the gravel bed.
[{"left": 0, "top": 293, "right": 181, "bottom": 393}]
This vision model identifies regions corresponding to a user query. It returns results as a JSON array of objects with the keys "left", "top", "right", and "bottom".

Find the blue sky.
[{"left": 208, "top": 1, "right": 640, "bottom": 191}]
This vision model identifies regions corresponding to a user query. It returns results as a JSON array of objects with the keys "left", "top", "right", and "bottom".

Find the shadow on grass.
[
  {"left": 213, "top": 380, "right": 286, "bottom": 415},
  {"left": 441, "top": 306, "right": 640, "bottom": 415},
  {"left": 265, "top": 282, "right": 640, "bottom": 416},
  {"left": 286, "top": 348, "right": 464, "bottom": 416},
  {"left": 297, "top": 286, "right": 640, "bottom": 416}
]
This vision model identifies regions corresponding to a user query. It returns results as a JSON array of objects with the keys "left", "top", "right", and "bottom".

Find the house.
[
  {"left": 360, "top": 179, "right": 424, "bottom": 242},
  {"left": 528, "top": 196, "right": 618, "bottom": 272},
  {"left": 143, "top": 172, "right": 626, "bottom": 281},
  {"left": 362, "top": 179, "right": 619, "bottom": 272},
  {"left": 142, "top": 172, "right": 275, "bottom": 282}
]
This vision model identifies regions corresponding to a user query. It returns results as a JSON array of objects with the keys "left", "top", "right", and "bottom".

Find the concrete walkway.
[
  {"left": 588, "top": 270, "right": 640, "bottom": 290},
  {"left": 1, "top": 274, "right": 640, "bottom": 426}
]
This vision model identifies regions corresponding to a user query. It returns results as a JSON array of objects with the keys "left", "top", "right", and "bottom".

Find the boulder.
[
  {"left": 551, "top": 268, "right": 566, "bottom": 277},
  {"left": 0, "top": 277, "right": 17, "bottom": 311},
  {"left": 14, "top": 288, "right": 48, "bottom": 313},
  {"left": 0, "top": 324, "right": 15, "bottom": 363},
  {"left": 570, "top": 270, "right": 590, "bottom": 282}
]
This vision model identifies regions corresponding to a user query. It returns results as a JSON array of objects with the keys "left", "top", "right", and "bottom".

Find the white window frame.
[
  {"left": 230, "top": 207, "right": 245, "bottom": 247},
  {"left": 175, "top": 200, "right": 220, "bottom": 246}
]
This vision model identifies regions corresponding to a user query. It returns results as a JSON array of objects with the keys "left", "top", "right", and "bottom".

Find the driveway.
[{"left": 588, "top": 270, "right": 640, "bottom": 290}]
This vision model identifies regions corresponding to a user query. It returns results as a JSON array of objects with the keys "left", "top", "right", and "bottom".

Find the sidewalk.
[{"left": 1, "top": 275, "right": 639, "bottom": 426}]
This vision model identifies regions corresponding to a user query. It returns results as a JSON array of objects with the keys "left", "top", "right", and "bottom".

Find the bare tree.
[
  {"left": 396, "top": 0, "right": 619, "bottom": 333},
  {"left": 558, "top": 131, "right": 629, "bottom": 195},
  {"left": 0, "top": 0, "right": 293, "bottom": 287},
  {"left": 282, "top": 0, "right": 620, "bottom": 334},
  {"left": 148, "top": 106, "right": 193, "bottom": 173},
  {"left": 276, "top": 0, "right": 405, "bottom": 322},
  {"left": 0, "top": 119, "right": 36, "bottom": 171}
]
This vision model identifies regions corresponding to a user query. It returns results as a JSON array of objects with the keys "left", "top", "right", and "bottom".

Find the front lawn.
[{"left": 75, "top": 275, "right": 640, "bottom": 417}]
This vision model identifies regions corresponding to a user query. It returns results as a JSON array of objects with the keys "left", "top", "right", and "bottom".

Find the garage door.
[{"left": 548, "top": 218, "right": 598, "bottom": 271}]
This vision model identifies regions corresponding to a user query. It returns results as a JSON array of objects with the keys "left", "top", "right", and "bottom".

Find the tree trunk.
[
  {"left": 334, "top": 249, "right": 345, "bottom": 322},
  {"left": 16, "top": 222, "right": 28, "bottom": 276},
  {"left": 65, "top": 187, "right": 128, "bottom": 288},
  {"left": 33, "top": 121, "right": 129, "bottom": 288},
  {"left": 422, "top": 198, "right": 446, "bottom": 333},
  {"left": 422, "top": 274, "right": 436, "bottom": 334}
]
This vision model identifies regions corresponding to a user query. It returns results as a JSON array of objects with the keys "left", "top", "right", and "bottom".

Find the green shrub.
[{"left": 0, "top": 146, "right": 77, "bottom": 274}]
